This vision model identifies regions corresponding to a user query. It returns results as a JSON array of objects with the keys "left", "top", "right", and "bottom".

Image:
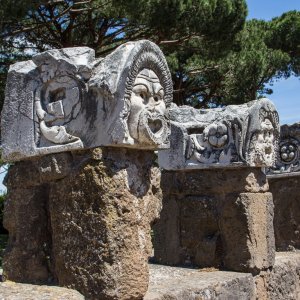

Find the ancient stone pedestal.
[
  {"left": 3, "top": 148, "right": 162, "bottom": 299},
  {"left": 153, "top": 168, "right": 275, "bottom": 274},
  {"left": 153, "top": 98, "right": 279, "bottom": 274}
]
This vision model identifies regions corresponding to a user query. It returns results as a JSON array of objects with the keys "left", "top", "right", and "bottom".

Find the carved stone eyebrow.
[
  {"left": 137, "top": 74, "right": 160, "bottom": 83},
  {"left": 132, "top": 83, "right": 149, "bottom": 93}
]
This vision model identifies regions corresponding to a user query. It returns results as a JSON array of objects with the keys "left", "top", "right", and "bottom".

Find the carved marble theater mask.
[
  {"left": 245, "top": 100, "right": 280, "bottom": 167},
  {"left": 1, "top": 47, "right": 94, "bottom": 162},
  {"left": 247, "top": 118, "right": 275, "bottom": 166},
  {"left": 1, "top": 41, "right": 173, "bottom": 162},
  {"left": 88, "top": 40, "right": 172, "bottom": 149},
  {"left": 129, "top": 69, "right": 168, "bottom": 146}
]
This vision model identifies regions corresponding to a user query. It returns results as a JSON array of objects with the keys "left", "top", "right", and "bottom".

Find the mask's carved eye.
[
  {"left": 154, "top": 96, "right": 160, "bottom": 102},
  {"left": 157, "top": 88, "right": 164, "bottom": 99}
]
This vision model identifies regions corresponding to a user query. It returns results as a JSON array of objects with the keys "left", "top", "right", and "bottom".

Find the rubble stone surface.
[{"left": 2, "top": 252, "right": 299, "bottom": 300}]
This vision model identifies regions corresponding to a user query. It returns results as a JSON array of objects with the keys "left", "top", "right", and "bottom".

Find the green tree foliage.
[
  {"left": 0, "top": 1, "right": 299, "bottom": 111},
  {"left": 0, "top": 0, "right": 247, "bottom": 110},
  {"left": 172, "top": 11, "right": 300, "bottom": 107}
]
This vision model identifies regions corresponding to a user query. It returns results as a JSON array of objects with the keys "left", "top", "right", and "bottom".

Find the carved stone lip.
[
  {"left": 147, "top": 117, "right": 163, "bottom": 135},
  {"left": 138, "top": 111, "right": 169, "bottom": 145}
]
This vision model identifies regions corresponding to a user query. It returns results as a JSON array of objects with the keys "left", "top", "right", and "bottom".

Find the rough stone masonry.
[{"left": 1, "top": 40, "right": 173, "bottom": 300}]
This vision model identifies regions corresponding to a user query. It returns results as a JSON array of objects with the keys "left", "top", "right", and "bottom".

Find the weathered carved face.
[
  {"left": 248, "top": 118, "right": 275, "bottom": 166},
  {"left": 128, "top": 69, "right": 168, "bottom": 145}
]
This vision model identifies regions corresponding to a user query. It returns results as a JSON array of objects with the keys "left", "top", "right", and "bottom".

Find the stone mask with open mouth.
[{"left": 129, "top": 68, "right": 169, "bottom": 145}]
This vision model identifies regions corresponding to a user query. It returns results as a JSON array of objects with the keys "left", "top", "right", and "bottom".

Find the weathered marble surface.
[
  {"left": 159, "top": 99, "right": 279, "bottom": 170},
  {"left": 145, "top": 264, "right": 255, "bottom": 300},
  {"left": 1, "top": 40, "right": 172, "bottom": 162}
]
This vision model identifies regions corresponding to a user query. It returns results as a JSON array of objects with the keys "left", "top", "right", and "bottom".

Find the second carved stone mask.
[
  {"left": 128, "top": 69, "right": 168, "bottom": 145},
  {"left": 248, "top": 118, "right": 276, "bottom": 166}
]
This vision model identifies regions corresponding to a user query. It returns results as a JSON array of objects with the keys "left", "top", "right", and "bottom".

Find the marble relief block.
[
  {"left": 1, "top": 40, "right": 173, "bottom": 162},
  {"left": 158, "top": 99, "right": 280, "bottom": 170}
]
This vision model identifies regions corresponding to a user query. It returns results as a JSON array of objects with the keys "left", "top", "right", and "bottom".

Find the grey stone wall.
[{"left": 268, "top": 175, "right": 300, "bottom": 251}]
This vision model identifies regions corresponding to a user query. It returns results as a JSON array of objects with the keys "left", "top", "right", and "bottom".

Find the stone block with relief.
[
  {"left": 1, "top": 40, "right": 172, "bottom": 161},
  {"left": 158, "top": 99, "right": 280, "bottom": 170}
]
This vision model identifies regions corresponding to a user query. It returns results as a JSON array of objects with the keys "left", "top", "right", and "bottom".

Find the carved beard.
[{"left": 137, "top": 110, "right": 169, "bottom": 146}]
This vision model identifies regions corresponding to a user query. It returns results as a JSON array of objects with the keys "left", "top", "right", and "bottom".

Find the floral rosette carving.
[
  {"left": 280, "top": 142, "right": 298, "bottom": 163},
  {"left": 204, "top": 123, "right": 228, "bottom": 148}
]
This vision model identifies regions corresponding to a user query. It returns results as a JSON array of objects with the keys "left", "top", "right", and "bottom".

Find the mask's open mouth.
[
  {"left": 137, "top": 111, "right": 169, "bottom": 146},
  {"left": 148, "top": 118, "right": 163, "bottom": 135}
]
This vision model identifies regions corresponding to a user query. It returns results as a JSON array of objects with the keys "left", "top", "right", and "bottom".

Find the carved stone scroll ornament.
[
  {"left": 267, "top": 123, "right": 300, "bottom": 175},
  {"left": 1, "top": 47, "right": 94, "bottom": 161},
  {"left": 158, "top": 98, "right": 280, "bottom": 170},
  {"left": 33, "top": 60, "right": 87, "bottom": 152},
  {"left": 185, "top": 122, "right": 234, "bottom": 165}
]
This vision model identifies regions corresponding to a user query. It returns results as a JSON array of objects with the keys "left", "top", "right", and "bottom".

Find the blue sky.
[{"left": 247, "top": 0, "right": 300, "bottom": 125}]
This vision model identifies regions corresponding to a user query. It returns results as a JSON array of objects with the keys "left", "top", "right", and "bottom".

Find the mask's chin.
[{"left": 137, "top": 110, "right": 168, "bottom": 146}]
